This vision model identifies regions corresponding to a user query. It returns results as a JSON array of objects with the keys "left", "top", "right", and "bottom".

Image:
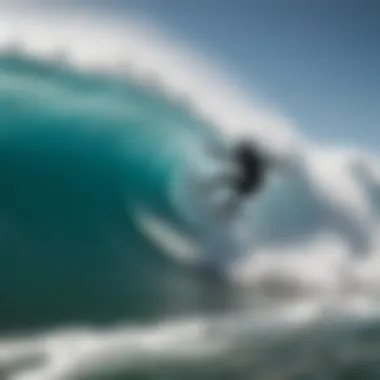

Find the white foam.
[{"left": 2, "top": 300, "right": 380, "bottom": 380}]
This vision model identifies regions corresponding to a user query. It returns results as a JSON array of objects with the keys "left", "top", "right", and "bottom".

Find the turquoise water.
[
  {"left": 2, "top": 11, "right": 380, "bottom": 380},
  {"left": 0, "top": 52, "right": 230, "bottom": 333}
]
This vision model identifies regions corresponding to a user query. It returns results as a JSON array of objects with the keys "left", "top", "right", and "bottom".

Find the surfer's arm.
[
  {"left": 199, "top": 159, "right": 242, "bottom": 194},
  {"left": 199, "top": 173, "right": 237, "bottom": 193}
]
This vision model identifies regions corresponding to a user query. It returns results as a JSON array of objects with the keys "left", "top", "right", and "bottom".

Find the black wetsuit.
[{"left": 232, "top": 142, "right": 267, "bottom": 197}]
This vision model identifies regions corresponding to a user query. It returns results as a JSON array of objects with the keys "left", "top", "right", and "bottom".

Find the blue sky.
[{"left": 87, "top": 0, "right": 379, "bottom": 151}]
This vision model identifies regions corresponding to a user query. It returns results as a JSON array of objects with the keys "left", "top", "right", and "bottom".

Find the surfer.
[
  {"left": 233, "top": 141, "right": 268, "bottom": 197},
  {"left": 205, "top": 140, "right": 269, "bottom": 218},
  {"left": 221, "top": 140, "right": 269, "bottom": 216}
]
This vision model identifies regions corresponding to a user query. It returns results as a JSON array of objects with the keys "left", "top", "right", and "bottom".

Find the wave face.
[
  {"left": 2, "top": 6, "right": 380, "bottom": 380},
  {"left": 0, "top": 48, "right": 223, "bottom": 331}
]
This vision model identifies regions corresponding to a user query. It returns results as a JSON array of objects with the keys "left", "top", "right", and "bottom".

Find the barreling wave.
[
  {"left": 0, "top": 45, "right": 220, "bottom": 330},
  {"left": 2, "top": 5, "right": 380, "bottom": 380},
  {"left": 0, "top": 7, "right": 275, "bottom": 333}
]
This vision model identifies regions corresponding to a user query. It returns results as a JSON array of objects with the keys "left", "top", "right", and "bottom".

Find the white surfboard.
[{"left": 134, "top": 207, "right": 204, "bottom": 266}]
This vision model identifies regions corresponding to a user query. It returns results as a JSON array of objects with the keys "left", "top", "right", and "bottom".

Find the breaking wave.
[{"left": 1, "top": 5, "right": 380, "bottom": 380}]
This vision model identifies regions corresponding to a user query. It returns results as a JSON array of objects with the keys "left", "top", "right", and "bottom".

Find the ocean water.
[{"left": 1, "top": 5, "right": 380, "bottom": 380}]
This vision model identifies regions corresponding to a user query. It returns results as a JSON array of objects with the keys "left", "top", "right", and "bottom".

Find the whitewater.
[{"left": 1, "top": 5, "right": 380, "bottom": 380}]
